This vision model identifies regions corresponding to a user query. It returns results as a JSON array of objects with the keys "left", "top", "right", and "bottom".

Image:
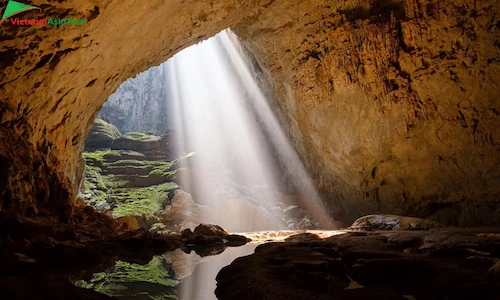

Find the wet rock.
[
  {"left": 193, "top": 224, "right": 229, "bottom": 238},
  {"left": 181, "top": 228, "right": 193, "bottom": 237},
  {"left": 185, "top": 235, "right": 224, "bottom": 247},
  {"left": 225, "top": 234, "right": 252, "bottom": 246},
  {"left": 349, "top": 215, "right": 445, "bottom": 231},
  {"left": 216, "top": 228, "right": 500, "bottom": 300},
  {"left": 460, "top": 256, "right": 498, "bottom": 268},
  {"left": 285, "top": 232, "right": 322, "bottom": 242},
  {"left": 195, "top": 246, "right": 227, "bottom": 257}
]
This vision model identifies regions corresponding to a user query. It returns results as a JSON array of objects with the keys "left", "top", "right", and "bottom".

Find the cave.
[{"left": 1, "top": 0, "right": 500, "bottom": 299}]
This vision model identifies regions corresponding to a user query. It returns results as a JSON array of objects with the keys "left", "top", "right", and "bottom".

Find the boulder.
[
  {"left": 225, "top": 234, "right": 252, "bottom": 246},
  {"left": 348, "top": 215, "right": 445, "bottom": 231},
  {"left": 193, "top": 224, "right": 229, "bottom": 238},
  {"left": 84, "top": 118, "right": 121, "bottom": 151},
  {"left": 181, "top": 228, "right": 193, "bottom": 237},
  {"left": 164, "top": 191, "right": 205, "bottom": 223},
  {"left": 284, "top": 232, "right": 322, "bottom": 242}
]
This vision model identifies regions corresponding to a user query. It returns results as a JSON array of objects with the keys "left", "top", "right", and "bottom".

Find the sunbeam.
[{"left": 163, "top": 29, "right": 335, "bottom": 232}]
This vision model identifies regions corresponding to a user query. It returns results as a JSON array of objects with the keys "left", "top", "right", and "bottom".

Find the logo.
[{"left": 1, "top": 0, "right": 86, "bottom": 27}]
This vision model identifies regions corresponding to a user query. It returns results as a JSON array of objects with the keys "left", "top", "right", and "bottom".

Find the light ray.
[{"left": 164, "top": 29, "right": 335, "bottom": 232}]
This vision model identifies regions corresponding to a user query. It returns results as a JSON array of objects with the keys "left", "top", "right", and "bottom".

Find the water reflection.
[
  {"left": 177, "top": 245, "right": 257, "bottom": 300},
  {"left": 76, "top": 245, "right": 257, "bottom": 300}
]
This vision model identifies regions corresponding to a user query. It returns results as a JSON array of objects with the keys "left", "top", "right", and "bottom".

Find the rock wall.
[
  {"left": 0, "top": 0, "right": 499, "bottom": 226},
  {"left": 233, "top": 0, "right": 500, "bottom": 225},
  {"left": 99, "top": 65, "right": 171, "bottom": 134}
]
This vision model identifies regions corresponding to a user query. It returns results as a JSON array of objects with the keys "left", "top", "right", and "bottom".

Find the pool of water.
[
  {"left": 76, "top": 244, "right": 258, "bottom": 299},
  {"left": 75, "top": 230, "right": 346, "bottom": 299}
]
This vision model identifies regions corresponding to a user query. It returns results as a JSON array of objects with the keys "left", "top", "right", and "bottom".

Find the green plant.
[{"left": 76, "top": 256, "right": 179, "bottom": 300}]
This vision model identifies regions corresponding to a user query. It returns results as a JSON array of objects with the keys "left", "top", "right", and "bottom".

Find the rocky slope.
[{"left": 0, "top": 0, "right": 499, "bottom": 228}]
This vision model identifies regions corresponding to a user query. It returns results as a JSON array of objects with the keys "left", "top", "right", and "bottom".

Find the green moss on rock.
[
  {"left": 112, "top": 183, "right": 177, "bottom": 218},
  {"left": 76, "top": 256, "right": 178, "bottom": 299}
]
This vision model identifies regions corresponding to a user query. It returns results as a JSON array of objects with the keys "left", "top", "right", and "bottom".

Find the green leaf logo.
[{"left": 1, "top": 0, "right": 41, "bottom": 22}]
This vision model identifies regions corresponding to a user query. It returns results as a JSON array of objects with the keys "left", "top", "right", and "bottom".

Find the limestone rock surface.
[{"left": 233, "top": 0, "right": 500, "bottom": 225}]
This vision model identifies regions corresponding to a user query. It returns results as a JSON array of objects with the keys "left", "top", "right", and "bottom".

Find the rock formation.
[
  {"left": 216, "top": 228, "right": 500, "bottom": 300},
  {"left": 0, "top": 0, "right": 499, "bottom": 228},
  {"left": 233, "top": 0, "right": 500, "bottom": 225},
  {"left": 99, "top": 65, "right": 171, "bottom": 134},
  {"left": 84, "top": 117, "right": 121, "bottom": 151}
]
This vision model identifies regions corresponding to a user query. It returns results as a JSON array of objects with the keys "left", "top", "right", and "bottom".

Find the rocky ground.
[
  {"left": 2, "top": 213, "right": 500, "bottom": 299},
  {"left": 216, "top": 226, "right": 500, "bottom": 300}
]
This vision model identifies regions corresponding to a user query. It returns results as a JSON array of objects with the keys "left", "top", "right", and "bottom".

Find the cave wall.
[
  {"left": 1, "top": 0, "right": 499, "bottom": 225},
  {"left": 99, "top": 65, "right": 171, "bottom": 135},
  {"left": 233, "top": 0, "right": 500, "bottom": 225},
  {"left": 0, "top": 0, "right": 273, "bottom": 218}
]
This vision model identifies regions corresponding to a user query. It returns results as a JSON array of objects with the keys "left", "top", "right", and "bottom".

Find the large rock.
[
  {"left": 193, "top": 224, "right": 229, "bottom": 238},
  {"left": 348, "top": 214, "right": 445, "bottom": 231},
  {"left": 84, "top": 118, "right": 121, "bottom": 151},
  {"left": 163, "top": 191, "right": 206, "bottom": 223},
  {"left": 215, "top": 228, "right": 500, "bottom": 300}
]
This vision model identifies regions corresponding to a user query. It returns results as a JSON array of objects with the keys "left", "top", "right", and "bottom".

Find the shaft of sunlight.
[{"left": 164, "top": 29, "right": 334, "bottom": 232}]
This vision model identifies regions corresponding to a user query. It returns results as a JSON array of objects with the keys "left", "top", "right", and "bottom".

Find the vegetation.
[
  {"left": 112, "top": 182, "right": 177, "bottom": 218},
  {"left": 93, "top": 118, "right": 121, "bottom": 138},
  {"left": 76, "top": 256, "right": 179, "bottom": 300},
  {"left": 81, "top": 138, "right": 191, "bottom": 223},
  {"left": 83, "top": 150, "right": 112, "bottom": 164},
  {"left": 123, "top": 132, "right": 160, "bottom": 141}
]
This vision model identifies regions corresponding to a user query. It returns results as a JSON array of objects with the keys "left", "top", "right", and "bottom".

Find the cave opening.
[
  {"left": 82, "top": 29, "right": 336, "bottom": 234},
  {"left": 1, "top": 0, "right": 500, "bottom": 299},
  {"left": 77, "top": 29, "right": 348, "bottom": 299}
]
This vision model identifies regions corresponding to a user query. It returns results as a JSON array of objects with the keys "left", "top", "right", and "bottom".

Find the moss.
[
  {"left": 109, "top": 159, "right": 148, "bottom": 167},
  {"left": 112, "top": 182, "right": 177, "bottom": 218},
  {"left": 83, "top": 150, "right": 110, "bottom": 164},
  {"left": 103, "top": 150, "right": 146, "bottom": 161},
  {"left": 124, "top": 132, "right": 159, "bottom": 141},
  {"left": 147, "top": 153, "right": 193, "bottom": 178},
  {"left": 76, "top": 256, "right": 178, "bottom": 300},
  {"left": 110, "top": 159, "right": 173, "bottom": 169},
  {"left": 148, "top": 165, "right": 176, "bottom": 178},
  {"left": 82, "top": 147, "right": 187, "bottom": 219},
  {"left": 85, "top": 165, "right": 108, "bottom": 191},
  {"left": 94, "top": 117, "right": 121, "bottom": 138}
]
